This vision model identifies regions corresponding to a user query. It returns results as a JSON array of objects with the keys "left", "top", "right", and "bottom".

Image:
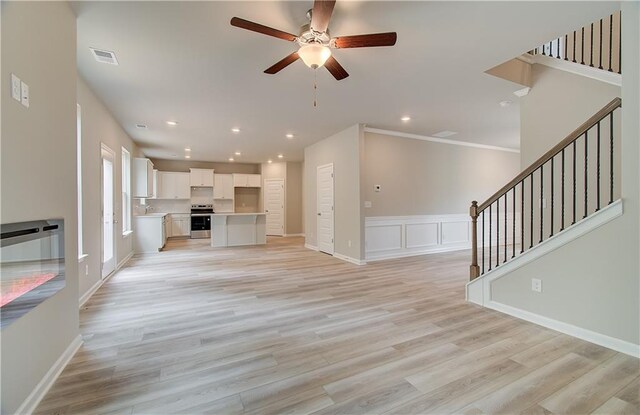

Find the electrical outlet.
[
  {"left": 348, "top": 240, "right": 352, "bottom": 247},
  {"left": 85, "top": 265, "right": 89, "bottom": 276},
  {"left": 531, "top": 278, "right": 542, "bottom": 293},
  {"left": 364, "top": 201, "right": 372, "bottom": 208},
  {"left": 21, "top": 81, "right": 29, "bottom": 107},
  {"left": 11, "top": 74, "right": 21, "bottom": 101}
]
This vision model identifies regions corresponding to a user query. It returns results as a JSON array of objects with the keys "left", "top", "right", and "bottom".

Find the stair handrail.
[
  {"left": 479, "top": 97, "right": 620, "bottom": 212},
  {"left": 469, "top": 97, "right": 622, "bottom": 280}
]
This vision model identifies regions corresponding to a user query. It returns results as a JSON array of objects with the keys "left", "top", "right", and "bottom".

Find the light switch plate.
[
  {"left": 531, "top": 278, "right": 542, "bottom": 293},
  {"left": 21, "top": 81, "right": 29, "bottom": 107},
  {"left": 11, "top": 74, "right": 21, "bottom": 101}
]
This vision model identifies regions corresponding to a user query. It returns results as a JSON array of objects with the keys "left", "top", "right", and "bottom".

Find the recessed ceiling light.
[
  {"left": 277, "top": 154, "right": 283, "bottom": 159},
  {"left": 185, "top": 155, "right": 191, "bottom": 159},
  {"left": 433, "top": 130, "right": 458, "bottom": 138},
  {"left": 401, "top": 116, "right": 411, "bottom": 122},
  {"left": 135, "top": 124, "right": 148, "bottom": 129},
  {"left": 231, "top": 128, "right": 240, "bottom": 133},
  {"left": 235, "top": 151, "right": 241, "bottom": 156},
  {"left": 268, "top": 159, "right": 273, "bottom": 164},
  {"left": 166, "top": 120, "right": 178, "bottom": 126},
  {"left": 228, "top": 157, "right": 234, "bottom": 162},
  {"left": 286, "top": 133, "right": 294, "bottom": 139},
  {"left": 499, "top": 100, "right": 513, "bottom": 107},
  {"left": 184, "top": 147, "right": 191, "bottom": 152}
]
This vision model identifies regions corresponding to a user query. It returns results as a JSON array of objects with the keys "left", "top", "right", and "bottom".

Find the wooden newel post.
[{"left": 470, "top": 201, "right": 480, "bottom": 280}]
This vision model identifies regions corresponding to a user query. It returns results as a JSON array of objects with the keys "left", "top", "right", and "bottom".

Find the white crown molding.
[{"left": 364, "top": 127, "right": 520, "bottom": 154}]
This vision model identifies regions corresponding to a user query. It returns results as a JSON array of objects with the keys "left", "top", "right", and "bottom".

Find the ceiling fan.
[{"left": 230, "top": 0, "right": 397, "bottom": 81}]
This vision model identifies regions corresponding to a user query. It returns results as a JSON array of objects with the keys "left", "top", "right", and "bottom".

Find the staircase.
[
  {"left": 467, "top": 97, "right": 622, "bottom": 285},
  {"left": 529, "top": 11, "right": 621, "bottom": 74}
]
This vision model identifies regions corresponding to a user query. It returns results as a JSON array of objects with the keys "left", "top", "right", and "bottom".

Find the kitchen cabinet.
[
  {"left": 233, "top": 173, "right": 262, "bottom": 188},
  {"left": 190, "top": 168, "right": 214, "bottom": 187},
  {"left": 133, "top": 158, "right": 154, "bottom": 198},
  {"left": 133, "top": 214, "right": 167, "bottom": 253},
  {"left": 157, "top": 172, "right": 190, "bottom": 199},
  {"left": 164, "top": 214, "right": 172, "bottom": 239},
  {"left": 214, "top": 174, "right": 234, "bottom": 199},
  {"left": 170, "top": 214, "right": 190, "bottom": 237}
]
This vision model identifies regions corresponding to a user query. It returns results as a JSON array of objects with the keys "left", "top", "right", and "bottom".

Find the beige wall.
[
  {"left": 286, "top": 162, "right": 303, "bottom": 235},
  {"left": 304, "top": 124, "right": 364, "bottom": 260},
  {"left": 363, "top": 132, "right": 521, "bottom": 216},
  {"left": 520, "top": 64, "right": 620, "bottom": 166},
  {"left": 0, "top": 3, "right": 79, "bottom": 413},
  {"left": 491, "top": 3, "right": 638, "bottom": 347},
  {"left": 150, "top": 159, "right": 260, "bottom": 174},
  {"left": 77, "top": 76, "right": 141, "bottom": 299}
]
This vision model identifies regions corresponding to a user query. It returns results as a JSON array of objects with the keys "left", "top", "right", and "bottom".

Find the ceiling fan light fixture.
[{"left": 298, "top": 44, "right": 331, "bottom": 69}]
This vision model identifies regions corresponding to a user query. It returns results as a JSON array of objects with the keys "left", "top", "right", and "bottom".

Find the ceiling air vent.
[
  {"left": 90, "top": 48, "right": 119, "bottom": 65},
  {"left": 136, "top": 124, "right": 148, "bottom": 129}
]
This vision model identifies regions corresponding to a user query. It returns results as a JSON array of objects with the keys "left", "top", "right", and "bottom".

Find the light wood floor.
[{"left": 36, "top": 237, "right": 639, "bottom": 414}]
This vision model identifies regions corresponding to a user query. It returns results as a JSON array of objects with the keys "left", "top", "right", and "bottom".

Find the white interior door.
[
  {"left": 265, "top": 179, "right": 285, "bottom": 236},
  {"left": 101, "top": 144, "right": 116, "bottom": 278},
  {"left": 317, "top": 164, "right": 334, "bottom": 254}
]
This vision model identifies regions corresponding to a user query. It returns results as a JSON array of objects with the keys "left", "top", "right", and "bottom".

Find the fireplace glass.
[{"left": 1, "top": 219, "right": 65, "bottom": 329}]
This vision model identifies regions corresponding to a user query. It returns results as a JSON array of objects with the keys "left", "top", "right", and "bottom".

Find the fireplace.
[{"left": 0, "top": 219, "right": 65, "bottom": 329}]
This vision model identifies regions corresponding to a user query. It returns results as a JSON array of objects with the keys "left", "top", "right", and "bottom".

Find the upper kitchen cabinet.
[
  {"left": 133, "top": 158, "right": 154, "bottom": 198},
  {"left": 233, "top": 173, "right": 262, "bottom": 188},
  {"left": 214, "top": 174, "right": 234, "bottom": 199},
  {"left": 190, "top": 168, "right": 214, "bottom": 187},
  {"left": 157, "top": 171, "right": 190, "bottom": 199}
]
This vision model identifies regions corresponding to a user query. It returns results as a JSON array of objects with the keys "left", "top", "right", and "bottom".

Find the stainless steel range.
[{"left": 190, "top": 204, "right": 214, "bottom": 239}]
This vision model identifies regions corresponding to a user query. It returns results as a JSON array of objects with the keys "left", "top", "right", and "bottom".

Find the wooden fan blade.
[
  {"left": 230, "top": 17, "right": 297, "bottom": 42},
  {"left": 311, "top": 0, "right": 336, "bottom": 33},
  {"left": 324, "top": 56, "right": 349, "bottom": 80},
  {"left": 264, "top": 52, "right": 300, "bottom": 74},
  {"left": 334, "top": 32, "right": 397, "bottom": 48}
]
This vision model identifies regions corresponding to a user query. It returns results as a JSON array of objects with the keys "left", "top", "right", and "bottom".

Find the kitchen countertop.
[{"left": 211, "top": 212, "right": 267, "bottom": 216}]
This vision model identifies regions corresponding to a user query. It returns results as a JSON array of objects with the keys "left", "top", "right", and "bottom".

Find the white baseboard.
[
  {"left": 465, "top": 200, "right": 636, "bottom": 357},
  {"left": 15, "top": 334, "right": 83, "bottom": 415},
  {"left": 79, "top": 250, "right": 134, "bottom": 308},
  {"left": 486, "top": 300, "right": 639, "bottom": 358},
  {"left": 366, "top": 243, "right": 469, "bottom": 262},
  {"left": 117, "top": 251, "right": 134, "bottom": 270},
  {"left": 304, "top": 243, "right": 318, "bottom": 251},
  {"left": 333, "top": 252, "right": 367, "bottom": 266}
]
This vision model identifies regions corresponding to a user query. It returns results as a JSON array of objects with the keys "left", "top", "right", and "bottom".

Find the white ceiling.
[{"left": 73, "top": 1, "right": 619, "bottom": 163}]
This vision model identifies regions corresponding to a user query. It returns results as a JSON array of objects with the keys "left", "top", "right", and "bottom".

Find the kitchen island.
[{"left": 211, "top": 213, "right": 267, "bottom": 247}]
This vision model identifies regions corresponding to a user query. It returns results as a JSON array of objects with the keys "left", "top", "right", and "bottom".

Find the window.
[
  {"left": 77, "top": 104, "right": 85, "bottom": 259},
  {"left": 121, "top": 147, "right": 132, "bottom": 235}
]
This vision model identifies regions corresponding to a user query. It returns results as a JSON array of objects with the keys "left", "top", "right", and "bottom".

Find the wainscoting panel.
[
  {"left": 366, "top": 224, "right": 403, "bottom": 253},
  {"left": 405, "top": 222, "right": 439, "bottom": 249},
  {"left": 366, "top": 214, "right": 471, "bottom": 261}
]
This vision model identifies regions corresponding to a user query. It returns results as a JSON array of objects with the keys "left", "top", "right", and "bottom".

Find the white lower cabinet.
[
  {"left": 134, "top": 214, "right": 168, "bottom": 253},
  {"left": 170, "top": 214, "right": 190, "bottom": 237}
]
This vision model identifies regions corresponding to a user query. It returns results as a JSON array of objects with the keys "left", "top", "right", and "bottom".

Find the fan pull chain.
[{"left": 313, "top": 69, "right": 318, "bottom": 108}]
